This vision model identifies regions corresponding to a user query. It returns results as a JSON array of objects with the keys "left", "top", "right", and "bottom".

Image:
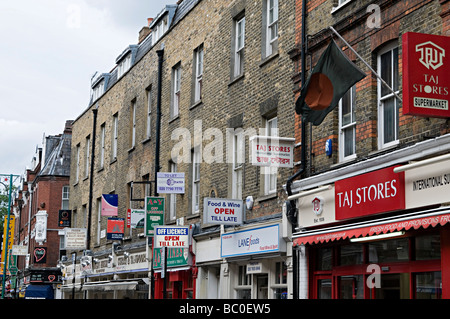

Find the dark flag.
[{"left": 295, "top": 40, "right": 366, "bottom": 126}]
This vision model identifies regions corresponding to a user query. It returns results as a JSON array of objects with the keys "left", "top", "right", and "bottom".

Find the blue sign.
[{"left": 325, "top": 139, "right": 332, "bottom": 156}]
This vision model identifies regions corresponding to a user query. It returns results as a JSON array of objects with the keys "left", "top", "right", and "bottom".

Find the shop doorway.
[{"left": 256, "top": 275, "right": 268, "bottom": 299}]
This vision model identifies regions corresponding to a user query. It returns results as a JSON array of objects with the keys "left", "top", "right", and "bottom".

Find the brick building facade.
[
  {"left": 66, "top": 0, "right": 296, "bottom": 299},
  {"left": 289, "top": 0, "right": 450, "bottom": 299},
  {"left": 13, "top": 121, "right": 72, "bottom": 298}
]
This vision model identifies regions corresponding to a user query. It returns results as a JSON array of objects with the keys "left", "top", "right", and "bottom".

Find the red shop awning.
[{"left": 293, "top": 208, "right": 450, "bottom": 246}]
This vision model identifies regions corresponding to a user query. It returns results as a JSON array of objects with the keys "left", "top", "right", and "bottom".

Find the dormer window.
[
  {"left": 117, "top": 53, "right": 132, "bottom": 78},
  {"left": 115, "top": 45, "right": 138, "bottom": 79},
  {"left": 92, "top": 79, "right": 104, "bottom": 101},
  {"left": 152, "top": 15, "right": 168, "bottom": 45}
]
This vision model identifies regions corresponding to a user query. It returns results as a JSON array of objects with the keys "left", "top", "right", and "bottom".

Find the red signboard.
[
  {"left": 402, "top": 32, "right": 450, "bottom": 118},
  {"left": 335, "top": 166, "right": 405, "bottom": 220}
]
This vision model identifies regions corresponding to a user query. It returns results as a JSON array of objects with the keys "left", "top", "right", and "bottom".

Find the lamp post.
[{"left": 1, "top": 174, "right": 19, "bottom": 299}]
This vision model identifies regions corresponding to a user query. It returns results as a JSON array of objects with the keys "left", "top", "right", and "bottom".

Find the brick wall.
[
  {"left": 292, "top": 0, "right": 450, "bottom": 176},
  {"left": 70, "top": 0, "right": 297, "bottom": 252}
]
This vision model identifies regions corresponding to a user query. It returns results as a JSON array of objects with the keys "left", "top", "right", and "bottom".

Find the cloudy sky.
[{"left": 0, "top": 0, "right": 171, "bottom": 177}]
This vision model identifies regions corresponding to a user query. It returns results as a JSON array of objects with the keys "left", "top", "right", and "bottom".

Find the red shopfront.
[
  {"left": 152, "top": 246, "right": 197, "bottom": 299},
  {"left": 292, "top": 157, "right": 450, "bottom": 299}
]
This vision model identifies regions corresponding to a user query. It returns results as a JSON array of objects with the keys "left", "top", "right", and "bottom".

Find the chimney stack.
[{"left": 138, "top": 18, "right": 153, "bottom": 43}]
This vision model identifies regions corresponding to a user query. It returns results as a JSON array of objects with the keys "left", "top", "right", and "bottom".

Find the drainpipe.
[
  {"left": 151, "top": 46, "right": 164, "bottom": 300},
  {"left": 86, "top": 104, "right": 98, "bottom": 250},
  {"left": 286, "top": 0, "right": 307, "bottom": 300}
]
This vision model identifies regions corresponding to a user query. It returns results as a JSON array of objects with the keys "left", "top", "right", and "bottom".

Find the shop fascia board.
[{"left": 289, "top": 133, "right": 450, "bottom": 193}]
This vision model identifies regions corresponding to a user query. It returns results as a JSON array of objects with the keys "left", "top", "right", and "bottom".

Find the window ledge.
[
  {"left": 169, "top": 115, "right": 180, "bottom": 124},
  {"left": 331, "top": 0, "right": 352, "bottom": 14},
  {"left": 190, "top": 100, "right": 203, "bottom": 110},
  {"left": 259, "top": 52, "right": 279, "bottom": 68},
  {"left": 228, "top": 74, "right": 245, "bottom": 87},
  {"left": 142, "top": 137, "right": 151, "bottom": 145}
]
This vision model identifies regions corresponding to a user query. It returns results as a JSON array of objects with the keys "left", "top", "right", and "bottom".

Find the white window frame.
[
  {"left": 234, "top": 17, "right": 245, "bottom": 77},
  {"left": 146, "top": 88, "right": 152, "bottom": 139},
  {"left": 194, "top": 46, "right": 204, "bottom": 103},
  {"left": 232, "top": 129, "right": 244, "bottom": 200},
  {"left": 172, "top": 65, "right": 181, "bottom": 118},
  {"left": 62, "top": 186, "right": 70, "bottom": 210},
  {"left": 377, "top": 43, "right": 400, "bottom": 149},
  {"left": 75, "top": 144, "right": 80, "bottom": 183},
  {"left": 263, "top": 117, "right": 278, "bottom": 195},
  {"left": 112, "top": 113, "right": 118, "bottom": 160},
  {"left": 96, "top": 198, "right": 101, "bottom": 245},
  {"left": 118, "top": 54, "right": 132, "bottom": 78},
  {"left": 192, "top": 148, "right": 200, "bottom": 214},
  {"left": 131, "top": 100, "right": 136, "bottom": 148},
  {"left": 152, "top": 15, "right": 168, "bottom": 45},
  {"left": 92, "top": 80, "right": 104, "bottom": 101},
  {"left": 266, "top": 0, "right": 278, "bottom": 56},
  {"left": 100, "top": 123, "right": 105, "bottom": 169},
  {"left": 85, "top": 136, "right": 90, "bottom": 178},
  {"left": 339, "top": 85, "right": 357, "bottom": 162}
]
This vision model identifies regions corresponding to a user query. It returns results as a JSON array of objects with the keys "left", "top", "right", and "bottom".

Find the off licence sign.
[{"left": 154, "top": 226, "right": 189, "bottom": 248}]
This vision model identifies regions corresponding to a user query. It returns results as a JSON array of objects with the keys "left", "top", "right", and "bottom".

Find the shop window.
[
  {"left": 273, "top": 262, "right": 288, "bottom": 299},
  {"left": 236, "top": 265, "right": 251, "bottom": 299},
  {"left": 415, "top": 234, "right": 441, "bottom": 260},
  {"left": 340, "top": 244, "right": 363, "bottom": 266},
  {"left": 339, "top": 275, "right": 364, "bottom": 299},
  {"left": 415, "top": 272, "right": 442, "bottom": 299},
  {"left": 368, "top": 237, "right": 409, "bottom": 263},
  {"left": 373, "top": 273, "right": 410, "bottom": 299},
  {"left": 318, "top": 279, "right": 332, "bottom": 299},
  {"left": 317, "top": 247, "right": 332, "bottom": 271}
]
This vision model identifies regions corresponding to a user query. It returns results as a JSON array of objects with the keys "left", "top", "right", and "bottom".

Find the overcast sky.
[{"left": 0, "top": 0, "right": 172, "bottom": 177}]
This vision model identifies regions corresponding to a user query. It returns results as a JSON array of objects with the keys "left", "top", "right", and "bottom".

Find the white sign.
[
  {"left": 35, "top": 210, "right": 48, "bottom": 244},
  {"left": 157, "top": 172, "right": 185, "bottom": 194},
  {"left": 246, "top": 262, "right": 265, "bottom": 274},
  {"left": 404, "top": 157, "right": 450, "bottom": 209},
  {"left": 221, "top": 224, "right": 283, "bottom": 258},
  {"left": 203, "top": 198, "right": 243, "bottom": 225},
  {"left": 12, "top": 245, "right": 28, "bottom": 256},
  {"left": 64, "top": 228, "right": 87, "bottom": 250},
  {"left": 250, "top": 136, "right": 295, "bottom": 168},
  {"left": 130, "top": 209, "right": 145, "bottom": 228},
  {"left": 154, "top": 226, "right": 189, "bottom": 248}
]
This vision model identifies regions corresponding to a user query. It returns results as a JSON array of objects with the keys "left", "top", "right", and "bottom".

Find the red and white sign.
[
  {"left": 402, "top": 32, "right": 450, "bottom": 118},
  {"left": 335, "top": 166, "right": 405, "bottom": 220},
  {"left": 250, "top": 136, "right": 294, "bottom": 168}
]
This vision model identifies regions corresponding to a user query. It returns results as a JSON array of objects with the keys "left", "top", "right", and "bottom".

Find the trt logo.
[{"left": 416, "top": 41, "right": 445, "bottom": 70}]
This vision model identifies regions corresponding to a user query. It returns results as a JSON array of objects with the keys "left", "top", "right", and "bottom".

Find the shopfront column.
[{"left": 440, "top": 224, "right": 450, "bottom": 299}]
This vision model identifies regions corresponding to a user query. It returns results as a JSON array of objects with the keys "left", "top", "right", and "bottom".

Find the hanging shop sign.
[
  {"left": 127, "top": 208, "right": 145, "bottom": 229},
  {"left": 101, "top": 194, "right": 118, "bottom": 216},
  {"left": 33, "top": 247, "right": 47, "bottom": 264},
  {"left": 64, "top": 228, "right": 87, "bottom": 250},
  {"left": 157, "top": 172, "right": 185, "bottom": 194},
  {"left": 154, "top": 226, "right": 189, "bottom": 248},
  {"left": 203, "top": 197, "right": 243, "bottom": 225},
  {"left": 12, "top": 245, "right": 28, "bottom": 256},
  {"left": 35, "top": 211, "right": 47, "bottom": 244},
  {"left": 250, "top": 136, "right": 295, "bottom": 168},
  {"left": 402, "top": 32, "right": 450, "bottom": 118},
  {"left": 221, "top": 224, "right": 283, "bottom": 258},
  {"left": 334, "top": 166, "right": 405, "bottom": 220},
  {"left": 144, "top": 197, "right": 165, "bottom": 236},
  {"left": 58, "top": 210, "right": 71, "bottom": 227},
  {"left": 107, "top": 217, "right": 125, "bottom": 240}
]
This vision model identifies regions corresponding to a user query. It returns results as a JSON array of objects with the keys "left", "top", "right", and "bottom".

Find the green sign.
[
  {"left": 153, "top": 247, "right": 190, "bottom": 269},
  {"left": 144, "top": 197, "right": 165, "bottom": 237}
]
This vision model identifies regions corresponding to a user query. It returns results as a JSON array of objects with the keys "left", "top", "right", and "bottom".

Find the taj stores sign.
[{"left": 403, "top": 32, "right": 450, "bottom": 118}]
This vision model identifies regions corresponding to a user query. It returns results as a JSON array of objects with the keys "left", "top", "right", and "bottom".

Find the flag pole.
[{"left": 329, "top": 26, "right": 403, "bottom": 103}]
